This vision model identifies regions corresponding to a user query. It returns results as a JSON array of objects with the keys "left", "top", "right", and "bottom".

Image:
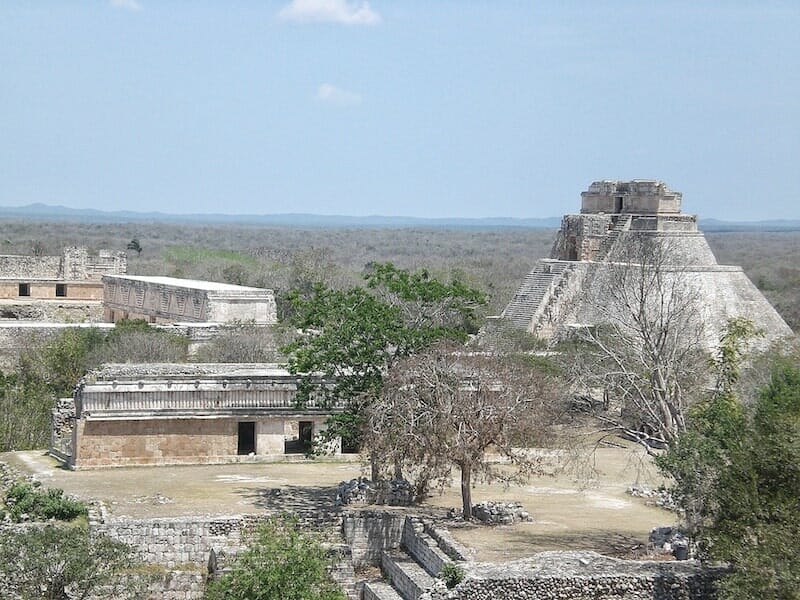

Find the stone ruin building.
[
  {"left": 102, "top": 274, "right": 277, "bottom": 325},
  {"left": 0, "top": 245, "right": 127, "bottom": 302},
  {"left": 501, "top": 180, "right": 793, "bottom": 347},
  {"left": 54, "top": 363, "right": 345, "bottom": 469},
  {"left": 0, "top": 246, "right": 126, "bottom": 322}
]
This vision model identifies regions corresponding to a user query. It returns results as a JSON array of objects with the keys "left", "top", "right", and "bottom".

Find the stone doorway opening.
[{"left": 237, "top": 421, "right": 256, "bottom": 455}]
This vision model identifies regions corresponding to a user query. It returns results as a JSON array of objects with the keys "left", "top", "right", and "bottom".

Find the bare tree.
[
  {"left": 196, "top": 323, "right": 290, "bottom": 363},
  {"left": 568, "top": 234, "right": 708, "bottom": 451},
  {"left": 364, "top": 342, "right": 562, "bottom": 519}
]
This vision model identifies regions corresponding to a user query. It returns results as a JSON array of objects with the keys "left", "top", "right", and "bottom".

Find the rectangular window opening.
[
  {"left": 18, "top": 283, "right": 30, "bottom": 297},
  {"left": 55, "top": 283, "right": 67, "bottom": 297}
]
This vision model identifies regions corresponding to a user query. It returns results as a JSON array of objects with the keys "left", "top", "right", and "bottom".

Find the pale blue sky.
[{"left": 1, "top": 1, "right": 798, "bottom": 220}]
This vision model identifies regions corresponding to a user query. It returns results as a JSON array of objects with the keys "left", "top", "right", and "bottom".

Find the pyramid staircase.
[
  {"left": 597, "top": 214, "right": 632, "bottom": 260},
  {"left": 501, "top": 260, "right": 572, "bottom": 331}
]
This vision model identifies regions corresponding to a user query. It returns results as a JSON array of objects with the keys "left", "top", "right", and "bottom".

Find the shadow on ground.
[{"left": 235, "top": 485, "right": 342, "bottom": 513}]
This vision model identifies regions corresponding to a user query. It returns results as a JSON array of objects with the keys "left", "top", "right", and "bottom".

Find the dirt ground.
[{"left": 2, "top": 445, "right": 673, "bottom": 562}]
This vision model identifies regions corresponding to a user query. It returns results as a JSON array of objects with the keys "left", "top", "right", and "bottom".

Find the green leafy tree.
[
  {"left": 656, "top": 318, "right": 754, "bottom": 533},
  {"left": 703, "top": 366, "right": 800, "bottom": 599},
  {"left": 282, "top": 263, "right": 486, "bottom": 458},
  {"left": 659, "top": 320, "right": 800, "bottom": 598},
  {"left": 204, "top": 517, "right": 346, "bottom": 600},
  {"left": 0, "top": 525, "right": 143, "bottom": 600}
]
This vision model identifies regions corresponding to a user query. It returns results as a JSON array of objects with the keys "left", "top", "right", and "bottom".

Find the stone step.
[
  {"left": 381, "top": 550, "right": 435, "bottom": 600},
  {"left": 363, "top": 581, "right": 405, "bottom": 600}
]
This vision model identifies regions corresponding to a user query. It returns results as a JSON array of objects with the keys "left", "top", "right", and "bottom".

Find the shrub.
[
  {"left": 3, "top": 482, "right": 87, "bottom": 522},
  {"left": 204, "top": 516, "right": 346, "bottom": 600},
  {"left": 439, "top": 562, "right": 465, "bottom": 589}
]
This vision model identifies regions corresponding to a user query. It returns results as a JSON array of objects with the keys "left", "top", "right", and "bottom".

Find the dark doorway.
[
  {"left": 299, "top": 421, "right": 313, "bottom": 447},
  {"left": 614, "top": 196, "right": 623, "bottom": 213},
  {"left": 55, "top": 283, "right": 67, "bottom": 297},
  {"left": 237, "top": 421, "right": 256, "bottom": 455},
  {"left": 285, "top": 421, "right": 314, "bottom": 454},
  {"left": 18, "top": 283, "right": 30, "bottom": 297}
]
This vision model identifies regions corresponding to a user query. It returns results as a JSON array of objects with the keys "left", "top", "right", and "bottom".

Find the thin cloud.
[
  {"left": 278, "top": 0, "right": 380, "bottom": 26},
  {"left": 316, "top": 83, "right": 362, "bottom": 107},
  {"left": 109, "top": 0, "right": 142, "bottom": 11}
]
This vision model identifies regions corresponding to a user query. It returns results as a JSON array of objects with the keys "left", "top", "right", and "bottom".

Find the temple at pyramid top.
[{"left": 580, "top": 180, "right": 681, "bottom": 215}]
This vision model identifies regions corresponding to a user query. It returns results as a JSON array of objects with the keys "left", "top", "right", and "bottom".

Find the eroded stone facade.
[{"left": 0, "top": 246, "right": 126, "bottom": 301}]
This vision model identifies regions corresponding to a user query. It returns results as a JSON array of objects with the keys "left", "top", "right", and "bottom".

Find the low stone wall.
[
  {"left": 402, "top": 517, "right": 452, "bottom": 576},
  {"left": 92, "top": 508, "right": 343, "bottom": 568},
  {"left": 421, "top": 520, "right": 471, "bottom": 562},
  {"left": 422, "top": 551, "right": 724, "bottom": 600}
]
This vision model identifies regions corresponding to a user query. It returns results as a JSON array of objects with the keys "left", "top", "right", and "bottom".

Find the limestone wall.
[
  {"left": 0, "top": 281, "right": 104, "bottom": 300},
  {"left": 0, "top": 255, "right": 61, "bottom": 278},
  {"left": 92, "top": 509, "right": 344, "bottom": 566},
  {"left": 71, "top": 414, "right": 332, "bottom": 468},
  {"left": 73, "top": 418, "right": 237, "bottom": 468},
  {"left": 552, "top": 214, "right": 611, "bottom": 261},
  {"left": 90, "top": 510, "right": 348, "bottom": 599}
]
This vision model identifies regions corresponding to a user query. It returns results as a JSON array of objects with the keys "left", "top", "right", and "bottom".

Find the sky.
[{"left": 1, "top": 1, "right": 798, "bottom": 221}]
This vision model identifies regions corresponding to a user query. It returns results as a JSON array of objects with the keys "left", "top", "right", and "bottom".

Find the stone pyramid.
[{"left": 501, "top": 180, "right": 793, "bottom": 349}]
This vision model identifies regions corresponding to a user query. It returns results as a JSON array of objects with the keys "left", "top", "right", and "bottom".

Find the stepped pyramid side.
[{"left": 501, "top": 180, "right": 793, "bottom": 348}]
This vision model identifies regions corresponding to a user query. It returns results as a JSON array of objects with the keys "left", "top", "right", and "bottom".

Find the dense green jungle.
[{"left": 2, "top": 218, "right": 799, "bottom": 329}]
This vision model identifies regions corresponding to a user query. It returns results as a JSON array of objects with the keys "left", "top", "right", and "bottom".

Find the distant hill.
[
  {"left": 0, "top": 203, "right": 798, "bottom": 231},
  {"left": 0, "top": 203, "right": 562, "bottom": 229}
]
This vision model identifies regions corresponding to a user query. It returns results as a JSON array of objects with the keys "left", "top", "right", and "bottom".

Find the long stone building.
[
  {"left": 102, "top": 275, "right": 277, "bottom": 325},
  {"left": 501, "top": 180, "right": 793, "bottom": 347},
  {"left": 57, "top": 363, "right": 345, "bottom": 469}
]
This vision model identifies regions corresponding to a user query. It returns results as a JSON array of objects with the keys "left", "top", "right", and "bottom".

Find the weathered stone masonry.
[{"left": 102, "top": 275, "right": 276, "bottom": 325}]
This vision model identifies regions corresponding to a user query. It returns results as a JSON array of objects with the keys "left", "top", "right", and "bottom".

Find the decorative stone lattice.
[{"left": 335, "top": 478, "right": 414, "bottom": 506}]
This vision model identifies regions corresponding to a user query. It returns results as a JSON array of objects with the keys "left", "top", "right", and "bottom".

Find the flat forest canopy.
[{"left": 1, "top": 218, "right": 798, "bottom": 329}]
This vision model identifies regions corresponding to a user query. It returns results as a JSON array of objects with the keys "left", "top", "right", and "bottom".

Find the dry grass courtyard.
[{"left": 2, "top": 444, "right": 673, "bottom": 562}]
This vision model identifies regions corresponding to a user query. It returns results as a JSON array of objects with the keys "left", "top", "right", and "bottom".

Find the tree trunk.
[
  {"left": 370, "top": 453, "right": 380, "bottom": 481},
  {"left": 460, "top": 463, "right": 472, "bottom": 520},
  {"left": 393, "top": 458, "right": 403, "bottom": 481}
]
